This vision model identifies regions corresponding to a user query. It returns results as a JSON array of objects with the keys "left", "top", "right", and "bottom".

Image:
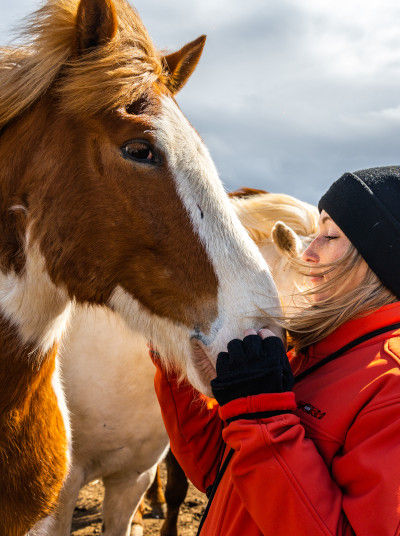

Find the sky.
[{"left": 1, "top": 0, "right": 400, "bottom": 204}]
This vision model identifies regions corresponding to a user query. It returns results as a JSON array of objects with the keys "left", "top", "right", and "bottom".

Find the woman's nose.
[{"left": 302, "top": 241, "right": 319, "bottom": 263}]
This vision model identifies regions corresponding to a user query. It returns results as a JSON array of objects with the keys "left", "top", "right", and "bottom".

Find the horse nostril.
[{"left": 197, "top": 204, "right": 204, "bottom": 219}]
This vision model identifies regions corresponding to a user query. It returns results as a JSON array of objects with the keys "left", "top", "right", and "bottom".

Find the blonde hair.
[
  {"left": 0, "top": 0, "right": 163, "bottom": 128},
  {"left": 285, "top": 244, "right": 397, "bottom": 351}
]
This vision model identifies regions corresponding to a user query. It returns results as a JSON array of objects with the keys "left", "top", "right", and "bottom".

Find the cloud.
[{"left": 1, "top": 0, "right": 400, "bottom": 204}]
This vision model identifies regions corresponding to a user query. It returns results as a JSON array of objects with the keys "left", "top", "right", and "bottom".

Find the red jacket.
[{"left": 154, "top": 302, "right": 400, "bottom": 535}]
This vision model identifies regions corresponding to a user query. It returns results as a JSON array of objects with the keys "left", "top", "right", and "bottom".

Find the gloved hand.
[{"left": 211, "top": 332, "right": 294, "bottom": 406}]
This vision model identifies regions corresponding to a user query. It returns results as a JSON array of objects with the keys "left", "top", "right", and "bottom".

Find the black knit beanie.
[{"left": 318, "top": 166, "right": 400, "bottom": 299}]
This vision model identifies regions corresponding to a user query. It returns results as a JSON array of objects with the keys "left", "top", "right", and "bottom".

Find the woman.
[{"left": 152, "top": 166, "right": 400, "bottom": 535}]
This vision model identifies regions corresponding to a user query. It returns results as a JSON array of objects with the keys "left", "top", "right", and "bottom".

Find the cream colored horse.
[
  {"left": 51, "top": 191, "right": 317, "bottom": 536},
  {"left": 231, "top": 192, "right": 318, "bottom": 308}
]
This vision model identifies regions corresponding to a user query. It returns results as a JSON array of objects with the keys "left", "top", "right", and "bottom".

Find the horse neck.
[
  {"left": 0, "top": 314, "right": 56, "bottom": 410},
  {"left": 0, "top": 245, "right": 72, "bottom": 415},
  {"left": 0, "top": 101, "right": 72, "bottom": 403}
]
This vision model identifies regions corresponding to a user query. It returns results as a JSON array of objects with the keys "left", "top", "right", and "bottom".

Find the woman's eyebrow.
[{"left": 321, "top": 215, "right": 332, "bottom": 224}]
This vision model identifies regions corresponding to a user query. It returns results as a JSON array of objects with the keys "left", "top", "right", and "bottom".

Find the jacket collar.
[{"left": 307, "top": 301, "right": 400, "bottom": 361}]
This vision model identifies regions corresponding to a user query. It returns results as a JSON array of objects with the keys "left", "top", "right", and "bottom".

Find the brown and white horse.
[{"left": 0, "top": 0, "right": 280, "bottom": 534}]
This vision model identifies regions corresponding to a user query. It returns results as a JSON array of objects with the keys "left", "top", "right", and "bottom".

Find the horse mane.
[
  {"left": 232, "top": 192, "right": 319, "bottom": 245},
  {"left": 0, "top": 0, "right": 164, "bottom": 128}
]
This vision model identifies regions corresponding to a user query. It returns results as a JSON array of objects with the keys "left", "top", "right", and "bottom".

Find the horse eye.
[{"left": 121, "top": 140, "right": 159, "bottom": 165}]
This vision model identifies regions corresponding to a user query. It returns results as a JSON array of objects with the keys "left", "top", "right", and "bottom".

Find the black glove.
[{"left": 211, "top": 335, "right": 294, "bottom": 406}]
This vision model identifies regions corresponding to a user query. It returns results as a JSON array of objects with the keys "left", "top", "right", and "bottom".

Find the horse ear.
[
  {"left": 271, "top": 221, "right": 302, "bottom": 257},
  {"left": 76, "top": 0, "right": 118, "bottom": 53},
  {"left": 163, "top": 35, "right": 206, "bottom": 94},
  {"left": 228, "top": 187, "right": 269, "bottom": 199}
]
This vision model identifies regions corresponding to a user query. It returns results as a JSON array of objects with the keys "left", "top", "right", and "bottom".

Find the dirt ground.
[{"left": 71, "top": 463, "right": 207, "bottom": 536}]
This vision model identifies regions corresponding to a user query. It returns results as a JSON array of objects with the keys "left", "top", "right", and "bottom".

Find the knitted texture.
[{"left": 211, "top": 335, "right": 294, "bottom": 407}]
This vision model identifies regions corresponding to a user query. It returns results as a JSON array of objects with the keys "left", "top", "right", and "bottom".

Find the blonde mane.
[
  {"left": 0, "top": 0, "right": 164, "bottom": 128},
  {"left": 232, "top": 192, "right": 319, "bottom": 245}
]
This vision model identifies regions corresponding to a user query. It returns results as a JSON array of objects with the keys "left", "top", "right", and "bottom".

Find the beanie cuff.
[{"left": 318, "top": 172, "right": 400, "bottom": 299}]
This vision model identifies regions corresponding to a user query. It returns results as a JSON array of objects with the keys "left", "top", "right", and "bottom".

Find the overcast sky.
[{"left": 1, "top": 0, "right": 400, "bottom": 204}]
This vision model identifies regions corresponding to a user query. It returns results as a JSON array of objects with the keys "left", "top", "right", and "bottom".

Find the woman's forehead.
[{"left": 319, "top": 210, "right": 333, "bottom": 225}]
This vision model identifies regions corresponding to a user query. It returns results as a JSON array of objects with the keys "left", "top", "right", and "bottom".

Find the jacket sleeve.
[
  {"left": 154, "top": 366, "right": 224, "bottom": 492},
  {"left": 221, "top": 393, "right": 400, "bottom": 536}
]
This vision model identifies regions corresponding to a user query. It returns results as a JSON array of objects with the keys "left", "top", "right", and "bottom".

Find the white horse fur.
[
  {"left": 49, "top": 193, "right": 318, "bottom": 536},
  {"left": 53, "top": 307, "right": 168, "bottom": 535}
]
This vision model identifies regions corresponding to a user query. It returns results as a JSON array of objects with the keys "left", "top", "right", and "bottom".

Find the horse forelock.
[
  {"left": 0, "top": 0, "right": 165, "bottom": 128},
  {"left": 232, "top": 192, "right": 319, "bottom": 245}
]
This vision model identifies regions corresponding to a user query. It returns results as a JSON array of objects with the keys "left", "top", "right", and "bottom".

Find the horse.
[
  {"left": 52, "top": 190, "right": 317, "bottom": 536},
  {"left": 0, "top": 0, "right": 281, "bottom": 533}
]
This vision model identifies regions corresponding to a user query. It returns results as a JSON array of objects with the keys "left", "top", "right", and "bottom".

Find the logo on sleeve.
[{"left": 298, "top": 400, "right": 326, "bottom": 420}]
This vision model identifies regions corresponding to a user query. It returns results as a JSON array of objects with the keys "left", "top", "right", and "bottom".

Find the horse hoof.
[
  {"left": 131, "top": 524, "right": 144, "bottom": 536},
  {"left": 149, "top": 502, "right": 167, "bottom": 519}
]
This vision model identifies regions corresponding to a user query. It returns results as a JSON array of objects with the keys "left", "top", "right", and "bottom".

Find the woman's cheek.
[{"left": 326, "top": 238, "right": 348, "bottom": 263}]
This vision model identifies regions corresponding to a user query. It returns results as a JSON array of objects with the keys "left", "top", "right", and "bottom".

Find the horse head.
[{"left": 0, "top": 0, "right": 280, "bottom": 396}]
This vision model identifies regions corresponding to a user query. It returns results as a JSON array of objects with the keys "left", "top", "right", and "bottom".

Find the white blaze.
[{"left": 150, "top": 97, "right": 281, "bottom": 391}]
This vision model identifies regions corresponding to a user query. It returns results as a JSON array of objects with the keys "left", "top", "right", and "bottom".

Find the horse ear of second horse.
[
  {"left": 76, "top": 0, "right": 118, "bottom": 53},
  {"left": 272, "top": 221, "right": 302, "bottom": 257},
  {"left": 163, "top": 35, "right": 206, "bottom": 94}
]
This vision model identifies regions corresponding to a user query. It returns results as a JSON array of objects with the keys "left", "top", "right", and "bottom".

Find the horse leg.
[
  {"left": 26, "top": 516, "right": 55, "bottom": 536},
  {"left": 102, "top": 465, "right": 157, "bottom": 536},
  {"left": 32, "top": 464, "right": 85, "bottom": 536},
  {"left": 131, "top": 500, "right": 145, "bottom": 535},
  {"left": 145, "top": 464, "right": 166, "bottom": 519},
  {"left": 160, "top": 450, "right": 189, "bottom": 536}
]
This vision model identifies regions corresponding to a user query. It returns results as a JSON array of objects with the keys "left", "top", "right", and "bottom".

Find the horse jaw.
[{"left": 108, "top": 285, "right": 191, "bottom": 372}]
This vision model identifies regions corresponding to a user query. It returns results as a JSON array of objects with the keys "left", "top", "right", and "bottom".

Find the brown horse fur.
[
  {"left": 0, "top": 0, "right": 220, "bottom": 533},
  {"left": 160, "top": 450, "right": 190, "bottom": 536},
  {"left": 132, "top": 466, "right": 166, "bottom": 530},
  {"left": 134, "top": 450, "right": 189, "bottom": 536},
  {"left": 0, "top": 318, "right": 67, "bottom": 535},
  {"left": 134, "top": 450, "right": 188, "bottom": 536},
  {"left": 145, "top": 465, "right": 166, "bottom": 519}
]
